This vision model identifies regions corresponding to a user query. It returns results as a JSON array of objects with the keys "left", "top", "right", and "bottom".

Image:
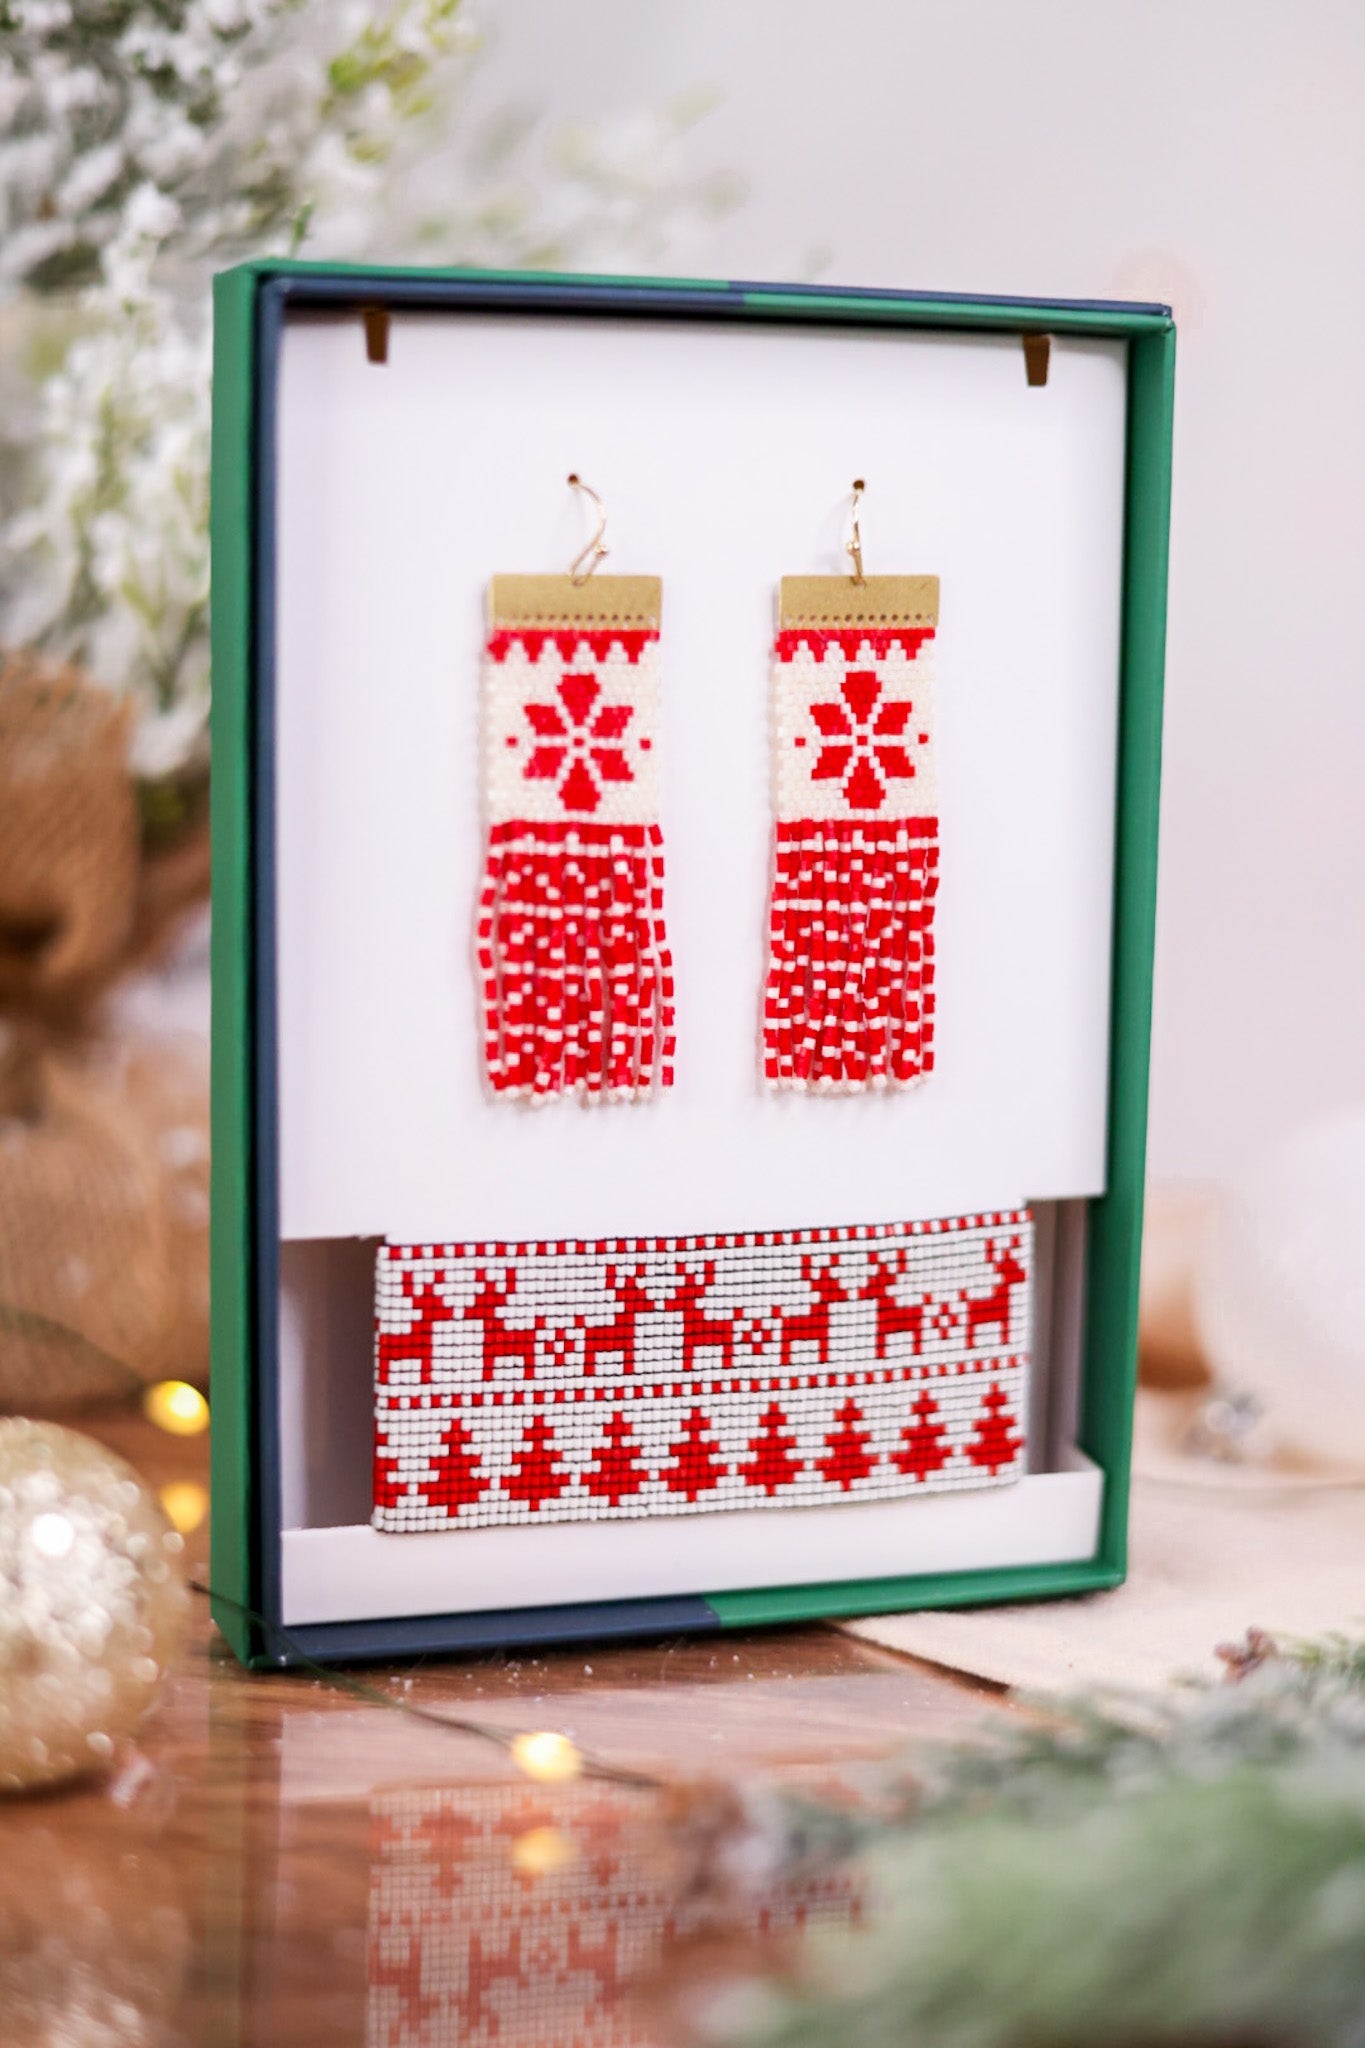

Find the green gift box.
[{"left": 210, "top": 263, "right": 1173, "bottom": 1667}]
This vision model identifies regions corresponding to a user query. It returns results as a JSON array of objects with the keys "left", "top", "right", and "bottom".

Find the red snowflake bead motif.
[
  {"left": 809, "top": 669, "right": 920, "bottom": 812},
  {"left": 487, "top": 634, "right": 659, "bottom": 831},
  {"left": 774, "top": 630, "right": 934, "bottom": 828},
  {"left": 521, "top": 671, "right": 636, "bottom": 814}
]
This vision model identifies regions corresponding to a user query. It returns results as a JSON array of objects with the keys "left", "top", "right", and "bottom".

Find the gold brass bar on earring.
[
  {"left": 488, "top": 574, "right": 662, "bottom": 628},
  {"left": 779, "top": 574, "right": 939, "bottom": 630}
]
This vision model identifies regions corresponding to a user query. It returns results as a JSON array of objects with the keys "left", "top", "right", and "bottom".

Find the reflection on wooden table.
[
  {"left": 0, "top": 1408, "right": 1003, "bottom": 2047},
  {"left": 367, "top": 1779, "right": 858, "bottom": 2047}
]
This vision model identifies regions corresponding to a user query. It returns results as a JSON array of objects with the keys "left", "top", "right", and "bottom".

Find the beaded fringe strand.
[
  {"left": 478, "top": 619, "right": 674, "bottom": 1104},
  {"left": 764, "top": 818, "right": 938, "bottom": 1091},
  {"left": 478, "top": 821, "right": 674, "bottom": 1102},
  {"left": 764, "top": 621, "right": 939, "bottom": 1094}
]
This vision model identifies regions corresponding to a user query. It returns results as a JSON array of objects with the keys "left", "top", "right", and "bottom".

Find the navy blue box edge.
[{"left": 242, "top": 268, "right": 1150, "bottom": 1667}]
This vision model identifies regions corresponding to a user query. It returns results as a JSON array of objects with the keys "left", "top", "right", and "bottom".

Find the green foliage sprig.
[{"left": 697, "top": 1636, "right": 1365, "bottom": 2048}]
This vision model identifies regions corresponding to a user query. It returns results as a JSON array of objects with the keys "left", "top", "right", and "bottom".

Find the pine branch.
[{"left": 693, "top": 1640, "right": 1365, "bottom": 2048}]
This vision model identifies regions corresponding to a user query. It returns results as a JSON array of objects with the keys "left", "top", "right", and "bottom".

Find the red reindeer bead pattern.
[
  {"left": 373, "top": 1210, "right": 1030, "bottom": 1530},
  {"left": 478, "top": 590, "right": 675, "bottom": 1103},
  {"left": 367, "top": 1779, "right": 861, "bottom": 2048},
  {"left": 763, "top": 594, "right": 940, "bottom": 1092}
]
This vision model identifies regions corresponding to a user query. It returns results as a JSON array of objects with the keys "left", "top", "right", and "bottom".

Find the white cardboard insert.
[
  {"left": 281, "top": 1453, "right": 1104, "bottom": 1628},
  {"left": 275, "top": 312, "right": 1125, "bottom": 1243},
  {"left": 269, "top": 307, "right": 1125, "bottom": 1623}
]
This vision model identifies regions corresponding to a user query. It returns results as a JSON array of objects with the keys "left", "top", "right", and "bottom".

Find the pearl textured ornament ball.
[{"left": 0, "top": 1419, "right": 189, "bottom": 1792}]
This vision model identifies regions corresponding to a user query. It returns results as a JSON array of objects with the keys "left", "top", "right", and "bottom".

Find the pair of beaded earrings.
[{"left": 477, "top": 477, "right": 939, "bottom": 1105}]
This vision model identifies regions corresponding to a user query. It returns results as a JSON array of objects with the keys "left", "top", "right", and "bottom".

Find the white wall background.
[{"left": 467, "top": 0, "right": 1365, "bottom": 1185}]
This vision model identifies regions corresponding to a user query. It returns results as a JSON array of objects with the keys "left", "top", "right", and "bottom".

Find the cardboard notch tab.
[
  {"left": 362, "top": 306, "right": 390, "bottom": 365},
  {"left": 1023, "top": 333, "right": 1051, "bottom": 387}
]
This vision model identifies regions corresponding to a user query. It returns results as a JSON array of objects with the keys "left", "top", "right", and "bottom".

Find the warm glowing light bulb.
[
  {"left": 29, "top": 1511, "right": 75, "bottom": 1559},
  {"left": 511, "top": 1825, "right": 575, "bottom": 1875},
  {"left": 142, "top": 1380, "right": 209, "bottom": 1437},
  {"left": 510, "top": 1730, "right": 582, "bottom": 1783},
  {"left": 158, "top": 1480, "right": 209, "bottom": 1534}
]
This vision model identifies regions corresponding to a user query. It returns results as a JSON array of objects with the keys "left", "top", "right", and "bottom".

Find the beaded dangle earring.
[
  {"left": 763, "top": 481, "right": 940, "bottom": 1092},
  {"left": 477, "top": 475, "right": 675, "bottom": 1103}
]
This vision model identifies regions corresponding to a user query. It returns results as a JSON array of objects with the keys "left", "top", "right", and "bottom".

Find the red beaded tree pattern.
[
  {"left": 373, "top": 1211, "right": 1030, "bottom": 1531},
  {"left": 764, "top": 607, "right": 939, "bottom": 1092},
  {"left": 478, "top": 599, "right": 674, "bottom": 1103}
]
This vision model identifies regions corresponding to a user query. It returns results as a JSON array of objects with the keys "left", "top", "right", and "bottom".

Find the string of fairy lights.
[{"left": 143, "top": 1380, "right": 662, "bottom": 1826}]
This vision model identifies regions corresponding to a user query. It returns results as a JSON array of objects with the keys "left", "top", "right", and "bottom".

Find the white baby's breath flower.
[
  {"left": 54, "top": 141, "right": 124, "bottom": 218},
  {"left": 0, "top": 1, "right": 740, "bottom": 777}
]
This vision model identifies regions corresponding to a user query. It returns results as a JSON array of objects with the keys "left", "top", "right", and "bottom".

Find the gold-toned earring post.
[
  {"left": 779, "top": 472, "right": 937, "bottom": 627},
  {"left": 489, "top": 472, "right": 659, "bottom": 627},
  {"left": 567, "top": 472, "right": 609, "bottom": 585},
  {"left": 846, "top": 477, "right": 867, "bottom": 586}
]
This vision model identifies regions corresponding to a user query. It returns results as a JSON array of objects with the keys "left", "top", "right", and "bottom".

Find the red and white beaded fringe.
[
  {"left": 478, "top": 625, "right": 674, "bottom": 1103},
  {"left": 763, "top": 624, "right": 938, "bottom": 1091},
  {"left": 373, "top": 1211, "right": 1030, "bottom": 1531}
]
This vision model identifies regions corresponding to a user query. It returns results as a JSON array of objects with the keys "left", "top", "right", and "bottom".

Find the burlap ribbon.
[{"left": 0, "top": 650, "right": 209, "bottom": 1412}]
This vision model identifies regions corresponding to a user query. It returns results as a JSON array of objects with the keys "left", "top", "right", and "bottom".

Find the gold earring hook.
[
  {"left": 566, "top": 472, "right": 609, "bottom": 585},
  {"left": 846, "top": 477, "right": 867, "bottom": 586}
]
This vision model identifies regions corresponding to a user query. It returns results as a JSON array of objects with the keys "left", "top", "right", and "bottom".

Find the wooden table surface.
[{"left": 2, "top": 1410, "right": 1007, "bottom": 2048}]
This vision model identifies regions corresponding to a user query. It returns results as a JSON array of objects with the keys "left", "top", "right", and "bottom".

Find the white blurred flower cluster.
[{"left": 0, "top": 1, "right": 739, "bottom": 781}]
